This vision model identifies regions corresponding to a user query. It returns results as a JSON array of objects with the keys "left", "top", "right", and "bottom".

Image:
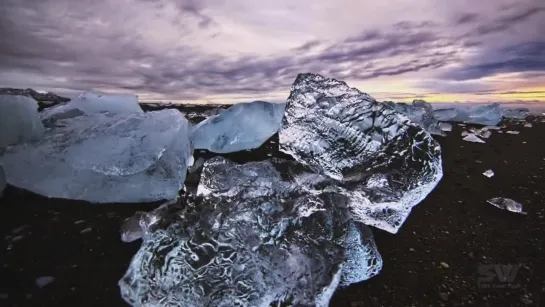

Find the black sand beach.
[{"left": 1, "top": 109, "right": 544, "bottom": 307}]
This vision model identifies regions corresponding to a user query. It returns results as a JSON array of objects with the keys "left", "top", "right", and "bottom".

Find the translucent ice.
[
  {"left": 41, "top": 92, "right": 142, "bottom": 122},
  {"left": 1, "top": 109, "right": 193, "bottom": 203},
  {"left": 0, "top": 95, "right": 45, "bottom": 148},
  {"left": 439, "top": 122, "right": 453, "bottom": 132},
  {"left": 487, "top": 197, "right": 526, "bottom": 215},
  {"left": 279, "top": 73, "right": 443, "bottom": 233},
  {"left": 383, "top": 100, "right": 444, "bottom": 136},
  {"left": 120, "top": 157, "right": 382, "bottom": 307},
  {"left": 433, "top": 103, "right": 502, "bottom": 126},
  {"left": 462, "top": 134, "right": 485, "bottom": 143},
  {"left": 502, "top": 108, "right": 529, "bottom": 119},
  {"left": 191, "top": 101, "right": 286, "bottom": 153}
]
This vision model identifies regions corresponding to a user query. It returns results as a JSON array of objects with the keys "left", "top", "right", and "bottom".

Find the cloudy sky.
[{"left": 1, "top": 0, "right": 544, "bottom": 104}]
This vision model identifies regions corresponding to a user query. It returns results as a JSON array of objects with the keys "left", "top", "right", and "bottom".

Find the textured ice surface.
[
  {"left": 279, "top": 73, "right": 443, "bottom": 233},
  {"left": 384, "top": 100, "right": 444, "bottom": 136},
  {"left": 487, "top": 197, "right": 526, "bottom": 215},
  {"left": 502, "top": 108, "right": 529, "bottom": 119},
  {"left": 1, "top": 109, "right": 193, "bottom": 203},
  {"left": 0, "top": 165, "right": 5, "bottom": 198},
  {"left": 121, "top": 212, "right": 148, "bottom": 242},
  {"left": 482, "top": 169, "right": 494, "bottom": 178},
  {"left": 439, "top": 122, "right": 453, "bottom": 132},
  {"left": 433, "top": 103, "right": 502, "bottom": 125},
  {"left": 120, "top": 157, "right": 382, "bottom": 307},
  {"left": 0, "top": 95, "right": 45, "bottom": 148},
  {"left": 41, "top": 92, "right": 142, "bottom": 122},
  {"left": 191, "top": 101, "right": 286, "bottom": 153}
]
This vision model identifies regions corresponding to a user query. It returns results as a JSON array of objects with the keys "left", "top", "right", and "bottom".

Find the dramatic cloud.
[{"left": 0, "top": 0, "right": 544, "bottom": 103}]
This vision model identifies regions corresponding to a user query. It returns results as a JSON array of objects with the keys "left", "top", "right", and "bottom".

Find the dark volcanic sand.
[{"left": 1, "top": 110, "right": 544, "bottom": 307}]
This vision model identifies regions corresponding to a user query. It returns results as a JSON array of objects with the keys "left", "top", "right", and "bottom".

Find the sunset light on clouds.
[{"left": 0, "top": 0, "right": 544, "bottom": 104}]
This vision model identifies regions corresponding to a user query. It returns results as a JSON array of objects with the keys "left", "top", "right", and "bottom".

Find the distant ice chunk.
[
  {"left": 120, "top": 157, "right": 382, "bottom": 306},
  {"left": 462, "top": 134, "right": 485, "bottom": 143},
  {"left": 191, "top": 101, "right": 285, "bottom": 153},
  {"left": 524, "top": 123, "right": 532, "bottom": 128},
  {"left": 0, "top": 165, "right": 5, "bottom": 198},
  {"left": 279, "top": 73, "right": 443, "bottom": 233},
  {"left": 1, "top": 109, "right": 193, "bottom": 203},
  {"left": 0, "top": 95, "right": 45, "bottom": 148},
  {"left": 35, "top": 276, "right": 55, "bottom": 288},
  {"left": 433, "top": 103, "right": 503, "bottom": 126},
  {"left": 502, "top": 108, "right": 529, "bottom": 119},
  {"left": 41, "top": 92, "right": 142, "bottom": 123},
  {"left": 506, "top": 130, "right": 520, "bottom": 135},
  {"left": 482, "top": 169, "right": 494, "bottom": 178},
  {"left": 383, "top": 100, "right": 444, "bottom": 136},
  {"left": 487, "top": 197, "right": 527, "bottom": 215}
]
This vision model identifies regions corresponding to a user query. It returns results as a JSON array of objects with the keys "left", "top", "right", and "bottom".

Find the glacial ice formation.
[
  {"left": 0, "top": 95, "right": 45, "bottom": 148},
  {"left": 191, "top": 101, "right": 286, "bottom": 153},
  {"left": 41, "top": 92, "right": 142, "bottom": 123},
  {"left": 1, "top": 109, "right": 193, "bottom": 203},
  {"left": 433, "top": 103, "right": 503, "bottom": 126},
  {"left": 279, "top": 73, "right": 443, "bottom": 233},
  {"left": 120, "top": 157, "right": 382, "bottom": 307}
]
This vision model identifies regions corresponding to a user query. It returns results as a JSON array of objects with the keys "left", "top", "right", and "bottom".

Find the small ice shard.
[
  {"left": 433, "top": 103, "right": 503, "bottom": 126},
  {"left": 1, "top": 109, "right": 193, "bottom": 203},
  {"left": 482, "top": 169, "right": 494, "bottom": 178},
  {"left": 524, "top": 123, "right": 532, "bottom": 128},
  {"left": 41, "top": 92, "right": 142, "bottom": 120},
  {"left": 462, "top": 134, "right": 485, "bottom": 143},
  {"left": 506, "top": 130, "right": 520, "bottom": 135},
  {"left": 120, "top": 211, "right": 148, "bottom": 242},
  {"left": 470, "top": 127, "right": 492, "bottom": 139},
  {"left": 191, "top": 101, "right": 286, "bottom": 153},
  {"left": 487, "top": 197, "right": 527, "bottom": 215},
  {"left": 120, "top": 157, "right": 382, "bottom": 306},
  {"left": 0, "top": 95, "right": 45, "bottom": 148},
  {"left": 502, "top": 108, "right": 529, "bottom": 119},
  {"left": 439, "top": 122, "right": 452, "bottom": 132},
  {"left": 279, "top": 73, "right": 443, "bottom": 233},
  {"left": 461, "top": 131, "right": 470, "bottom": 137},
  {"left": 0, "top": 165, "right": 5, "bottom": 198},
  {"left": 35, "top": 276, "right": 54, "bottom": 288},
  {"left": 484, "top": 125, "right": 501, "bottom": 130}
]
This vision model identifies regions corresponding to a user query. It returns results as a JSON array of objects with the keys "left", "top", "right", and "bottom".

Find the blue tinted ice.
[
  {"left": 433, "top": 103, "right": 503, "bottom": 125},
  {"left": 191, "top": 101, "right": 285, "bottom": 153},
  {"left": 0, "top": 95, "right": 45, "bottom": 149}
]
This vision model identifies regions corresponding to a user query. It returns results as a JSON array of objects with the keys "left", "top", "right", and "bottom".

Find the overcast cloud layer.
[{"left": 1, "top": 0, "right": 544, "bottom": 103}]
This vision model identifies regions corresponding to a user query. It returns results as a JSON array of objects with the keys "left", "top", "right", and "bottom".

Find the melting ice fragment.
[
  {"left": 506, "top": 130, "right": 520, "bottom": 135},
  {"left": 35, "top": 276, "right": 55, "bottom": 288},
  {"left": 120, "top": 157, "right": 383, "bottom": 307},
  {"left": 482, "top": 169, "right": 494, "bottom": 178},
  {"left": 0, "top": 95, "right": 45, "bottom": 148},
  {"left": 487, "top": 197, "right": 527, "bottom": 215},
  {"left": 462, "top": 134, "right": 485, "bottom": 143},
  {"left": 433, "top": 103, "right": 503, "bottom": 126},
  {"left": 279, "top": 73, "right": 443, "bottom": 233},
  {"left": 191, "top": 101, "right": 286, "bottom": 153},
  {"left": 1, "top": 109, "right": 193, "bottom": 203},
  {"left": 439, "top": 122, "right": 453, "bottom": 132}
]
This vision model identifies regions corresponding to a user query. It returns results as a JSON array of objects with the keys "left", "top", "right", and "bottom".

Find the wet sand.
[{"left": 0, "top": 108, "right": 544, "bottom": 307}]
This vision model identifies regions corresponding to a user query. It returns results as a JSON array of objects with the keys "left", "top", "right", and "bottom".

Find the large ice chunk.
[
  {"left": 383, "top": 100, "right": 444, "bottom": 136},
  {"left": 1, "top": 109, "right": 193, "bottom": 203},
  {"left": 0, "top": 95, "right": 45, "bottom": 148},
  {"left": 120, "top": 157, "right": 382, "bottom": 307},
  {"left": 41, "top": 92, "right": 143, "bottom": 123},
  {"left": 433, "top": 103, "right": 503, "bottom": 125},
  {"left": 279, "top": 73, "right": 443, "bottom": 233},
  {"left": 502, "top": 108, "right": 529, "bottom": 119},
  {"left": 191, "top": 101, "right": 286, "bottom": 153}
]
